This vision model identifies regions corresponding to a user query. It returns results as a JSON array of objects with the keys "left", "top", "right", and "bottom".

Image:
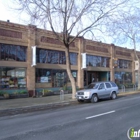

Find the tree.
[
  {"left": 13, "top": 0, "right": 130, "bottom": 98},
  {"left": 106, "top": 7, "right": 140, "bottom": 89}
]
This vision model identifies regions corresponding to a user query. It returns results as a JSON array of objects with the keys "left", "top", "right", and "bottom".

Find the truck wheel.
[
  {"left": 111, "top": 92, "right": 117, "bottom": 100},
  {"left": 91, "top": 94, "right": 98, "bottom": 103}
]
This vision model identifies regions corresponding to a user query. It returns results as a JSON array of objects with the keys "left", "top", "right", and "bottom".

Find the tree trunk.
[{"left": 65, "top": 47, "right": 76, "bottom": 99}]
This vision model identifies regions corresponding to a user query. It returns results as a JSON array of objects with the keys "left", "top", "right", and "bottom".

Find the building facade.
[{"left": 0, "top": 20, "right": 138, "bottom": 96}]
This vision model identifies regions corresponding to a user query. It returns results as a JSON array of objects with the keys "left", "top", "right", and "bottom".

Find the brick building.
[{"left": 0, "top": 20, "right": 138, "bottom": 96}]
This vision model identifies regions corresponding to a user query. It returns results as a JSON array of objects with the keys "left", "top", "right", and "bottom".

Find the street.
[{"left": 0, "top": 94, "right": 140, "bottom": 140}]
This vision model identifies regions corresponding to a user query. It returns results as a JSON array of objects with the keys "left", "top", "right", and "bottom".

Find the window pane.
[
  {"left": 86, "top": 54, "right": 109, "bottom": 67},
  {"left": 36, "top": 69, "right": 51, "bottom": 83},
  {"left": 96, "top": 56, "right": 101, "bottom": 67},
  {"left": 86, "top": 55, "right": 93, "bottom": 66},
  {"left": 59, "top": 51, "right": 66, "bottom": 64},
  {"left": 0, "top": 44, "right": 27, "bottom": 62},
  {"left": 115, "top": 72, "right": 132, "bottom": 84},
  {"left": 118, "top": 59, "right": 131, "bottom": 69},
  {"left": 0, "top": 67, "right": 26, "bottom": 89},
  {"left": 105, "top": 83, "right": 111, "bottom": 88},
  {"left": 47, "top": 50, "right": 58, "bottom": 64},
  {"left": 39, "top": 49, "right": 47, "bottom": 63},
  {"left": 70, "top": 53, "right": 77, "bottom": 65}
]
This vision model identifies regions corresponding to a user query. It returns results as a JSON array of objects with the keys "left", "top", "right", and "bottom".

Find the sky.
[
  {"left": 0, "top": 0, "right": 30, "bottom": 25},
  {"left": 0, "top": 0, "right": 137, "bottom": 50}
]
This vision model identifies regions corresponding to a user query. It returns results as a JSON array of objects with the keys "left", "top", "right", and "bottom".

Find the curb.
[
  {"left": 0, "top": 91, "right": 139, "bottom": 117},
  {"left": 0, "top": 100, "right": 77, "bottom": 117},
  {"left": 119, "top": 91, "right": 140, "bottom": 96}
]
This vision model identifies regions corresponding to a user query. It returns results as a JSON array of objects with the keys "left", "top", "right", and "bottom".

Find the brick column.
[
  {"left": 77, "top": 37, "right": 85, "bottom": 88},
  {"left": 110, "top": 44, "right": 115, "bottom": 82},
  {"left": 27, "top": 25, "right": 36, "bottom": 96}
]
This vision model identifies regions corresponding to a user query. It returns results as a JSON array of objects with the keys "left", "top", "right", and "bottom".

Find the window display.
[
  {"left": 115, "top": 72, "right": 132, "bottom": 84},
  {"left": 0, "top": 67, "right": 26, "bottom": 89},
  {"left": 36, "top": 68, "right": 77, "bottom": 87}
]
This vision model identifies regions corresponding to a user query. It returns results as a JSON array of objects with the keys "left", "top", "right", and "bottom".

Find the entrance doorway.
[{"left": 84, "top": 71, "right": 109, "bottom": 86}]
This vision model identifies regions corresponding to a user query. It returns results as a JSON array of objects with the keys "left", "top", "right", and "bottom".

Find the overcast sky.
[
  {"left": 0, "top": 0, "right": 137, "bottom": 50},
  {"left": 0, "top": 0, "right": 30, "bottom": 25}
]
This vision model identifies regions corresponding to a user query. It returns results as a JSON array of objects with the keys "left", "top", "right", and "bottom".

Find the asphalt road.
[{"left": 0, "top": 94, "right": 140, "bottom": 140}]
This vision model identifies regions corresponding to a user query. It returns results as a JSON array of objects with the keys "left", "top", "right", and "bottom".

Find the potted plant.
[{"left": 42, "top": 89, "right": 53, "bottom": 97}]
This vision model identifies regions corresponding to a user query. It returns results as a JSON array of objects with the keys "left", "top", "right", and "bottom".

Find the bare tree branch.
[{"left": 12, "top": 0, "right": 131, "bottom": 98}]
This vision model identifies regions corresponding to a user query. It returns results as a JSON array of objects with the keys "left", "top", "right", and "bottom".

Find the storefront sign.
[
  {"left": 16, "top": 71, "right": 25, "bottom": 77},
  {"left": 40, "top": 77, "right": 48, "bottom": 83}
]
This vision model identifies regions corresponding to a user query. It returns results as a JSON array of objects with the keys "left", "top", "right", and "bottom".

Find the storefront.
[
  {"left": 0, "top": 20, "right": 137, "bottom": 96},
  {"left": 36, "top": 68, "right": 77, "bottom": 88}
]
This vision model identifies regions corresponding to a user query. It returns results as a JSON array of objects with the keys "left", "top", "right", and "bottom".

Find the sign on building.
[
  {"left": 31, "top": 46, "right": 36, "bottom": 66},
  {"left": 135, "top": 61, "right": 139, "bottom": 70},
  {"left": 81, "top": 53, "right": 87, "bottom": 69}
]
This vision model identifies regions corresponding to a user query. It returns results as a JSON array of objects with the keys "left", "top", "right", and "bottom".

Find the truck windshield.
[{"left": 86, "top": 83, "right": 98, "bottom": 89}]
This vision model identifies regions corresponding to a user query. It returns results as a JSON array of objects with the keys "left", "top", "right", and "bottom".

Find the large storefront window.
[
  {"left": 115, "top": 72, "right": 132, "bottom": 84},
  {"left": 0, "top": 44, "right": 27, "bottom": 61},
  {"left": 36, "top": 69, "right": 77, "bottom": 87},
  {"left": 36, "top": 48, "right": 77, "bottom": 65},
  {"left": 0, "top": 67, "right": 26, "bottom": 89},
  {"left": 86, "top": 55, "right": 109, "bottom": 67},
  {"left": 117, "top": 59, "right": 131, "bottom": 69}
]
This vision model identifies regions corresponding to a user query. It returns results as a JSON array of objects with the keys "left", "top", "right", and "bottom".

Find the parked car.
[{"left": 76, "top": 81, "right": 119, "bottom": 103}]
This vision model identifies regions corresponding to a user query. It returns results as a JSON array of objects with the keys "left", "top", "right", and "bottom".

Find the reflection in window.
[
  {"left": 17, "top": 46, "right": 26, "bottom": 61},
  {"left": 36, "top": 69, "right": 77, "bottom": 87},
  {"left": 36, "top": 69, "right": 51, "bottom": 83},
  {"left": 117, "top": 59, "right": 131, "bottom": 69},
  {"left": 86, "top": 55, "right": 109, "bottom": 67},
  {"left": 59, "top": 51, "right": 66, "bottom": 64},
  {"left": 36, "top": 48, "right": 77, "bottom": 65},
  {"left": 0, "top": 44, "right": 27, "bottom": 61},
  {"left": 96, "top": 56, "right": 101, "bottom": 67},
  {"left": 115, "top": 72, "right": 132, "bottom": 84},
  {"left": 70, "top": 53, "right": 77, "bottom": 65}
]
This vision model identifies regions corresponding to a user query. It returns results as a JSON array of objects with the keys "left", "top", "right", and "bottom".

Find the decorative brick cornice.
[
  {"left": 116, "top": 50, "right": 131, "bottom": 57},
  {"left": 86, "top": 45, "right": 108, "bottom": 53},
  {"left": 40, "top": 36, "right": 75, "bottom": 47},
  {"left": 0, "top": 28, "right": 22, "bottom": 39}
]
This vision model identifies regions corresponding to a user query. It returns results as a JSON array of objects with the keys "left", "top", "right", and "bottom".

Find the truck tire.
[
  {"left": 91, "top": 94, "right": 98, "bottom": 103},
  {"left": 111, "top": 92, "right": 117, "bottom": 100}
]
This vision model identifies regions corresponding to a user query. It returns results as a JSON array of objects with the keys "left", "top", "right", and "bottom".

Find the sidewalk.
[
  {"left": 0, "top": 94, "right": 77, "bottom": 117},
  {"left": 0, "top": 90, "right": 139, "bottom": 117}
]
